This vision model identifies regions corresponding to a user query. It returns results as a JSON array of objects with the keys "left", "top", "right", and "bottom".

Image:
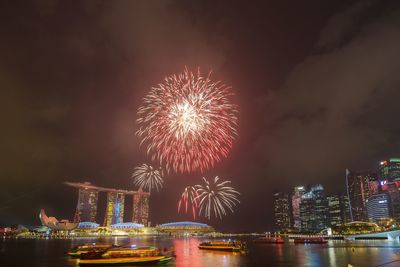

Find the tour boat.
[
  {"left": 66, "top": 244, "right": 113, "bottom": 258},
  {"left": 198, "top": 240, "right": 246, "bottom": 252},
  {"left": 293, "top": 237, "right": 327, "bottom": 244},
  {"left": 253, "top": 234, "right": 285, "bottom": 244},
  {"left": 77, "top": 246, "right": 174, "bottom": 265}
]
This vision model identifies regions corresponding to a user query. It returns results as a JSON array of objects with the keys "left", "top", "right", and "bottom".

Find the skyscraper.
[
  {"left": 65, "top": 182, "right": 150, "bottom": 226},
  {"left": 312, "top": 184, "right": 328, "bottom": 230},
  {"left": 378, "top": 159, "right": 400, "bottom": 182},
  {"left": 366, "top": 193, "right": 391, "bottom": 223},
  {"left": 381, "top": 182, "right": 400, "bottom": 222},
  {"left": 273, "top": 192, "right": 291, "bottom": 231},
  {"left": 346, "top": 169, "right": 376, "bottom": 221},
  {"left": 327, "top": 195, "right": 341, "bottom": 226},
  {"left": 104, "top": 192, "right": 125, "bottom": 226},
  {"left": 72, "top": 183, "right": 99, "bottom": 223},
  {"left": 339, "top": 194, "right": 352, "bottom": 224},
  {"left": 132, "top": 192, "right": 150, "bottom": 226},
  {"left": 300, "top": 191, "right": 316, "bottom": 231},
  {"left": 292, "top": 186, "right": 306, "bottom": 229},
  {"left": 299, "top": 185, "right": 328, "bottom": 231}
]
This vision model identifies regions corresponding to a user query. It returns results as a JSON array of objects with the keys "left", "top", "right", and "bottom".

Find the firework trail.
[
  {"left": 177, "top": 186, "right": 199, "bottom": 220},
  {"left": 132, "top": 163, "right": 163, "bottom": 192},
  {"left": 136, "top": 68, "right": 238, "bottom": 173},
  {"left": 195, "top": 176, "right": 240, "bottom": 219}
]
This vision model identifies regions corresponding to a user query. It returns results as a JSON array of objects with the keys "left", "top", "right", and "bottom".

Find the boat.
[
  {"left": 198, "top": 240, "right": 246, "bottom": 252},
  {"left": 293, "top": 237, "right": 327, "bottom": 244},
  {"left": 77, "top": 246, "right": 174, "bottom": 265},
  {"left": 254, "top": 233, "right": 284, "bottom": 244},
  {"left": 253, "top": 232, "right": 284, "bottom": 244},
  {"left": 66, "top": 244, "right": 113, "bottom": 258}
]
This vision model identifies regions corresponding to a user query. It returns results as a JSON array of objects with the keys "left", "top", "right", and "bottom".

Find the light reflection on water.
[{"left": 2, "top": 237, "right": 400, "bottom": 267}]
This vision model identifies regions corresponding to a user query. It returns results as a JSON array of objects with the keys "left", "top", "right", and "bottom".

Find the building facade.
[
  {"left": 312, "top": 184, "right": 328, "bottom": 230},
  {"left": 339, "top": 194, "right": 352, "bottom": 224},
  {"left": 65, "top": 182, "right": 150, "bottom": 226},
  {"left": 73, "top": 184, "right": 98, "bottom": 223},
  {"left": 132, "top": 192, "right": 150, "bottom": 226},
  {"left": 273, "top": 192, "right": 291, "bottom": 231},
  {"left": 299, "top": 185, "right": 328, "bottom": 232},
  {"left": 366, "top": 193, "right": 391, "bottom": 223},
  {"left": 378, "top": 159, "right": 400, "bottom": 182},
  {"left": 381, "top": 182, "right": 400, "bottom": 223},
  {"left": 104, "top": 192, "right": 125, "bottom": 226},
  {"left": 346, "top": 169, "right": 376, "bottom": 221},
  {"left": 327, "top": 195, "right": 341, "bottom": 226},
  {"left": 292, "top": 186, "right": 306, "bottom": 230},
  {"left": 300, "top": 191, "right": 316, "bottom": 231}
]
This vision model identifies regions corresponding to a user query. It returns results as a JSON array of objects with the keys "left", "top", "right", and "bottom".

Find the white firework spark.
[
  {"left": 195, "top": 176, "right": 240, "bottom": 219},
  {"left": 132, "top": 164, "right": 163, "bottom": 192}
]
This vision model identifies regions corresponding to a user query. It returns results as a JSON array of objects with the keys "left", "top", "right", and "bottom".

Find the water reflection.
[
  {"left": 3, "top": 237, "right": 400, "bottom": 267},
  {"left": 173, "top": 238, "right": 243, "bottom": 267}
]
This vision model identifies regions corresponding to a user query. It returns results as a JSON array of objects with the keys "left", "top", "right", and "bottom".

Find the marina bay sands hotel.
[{"left": 64, "top": 182, "right": 150, "bottom": 227}]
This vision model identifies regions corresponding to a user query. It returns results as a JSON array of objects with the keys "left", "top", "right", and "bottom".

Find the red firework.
[
  {"left": 178, "top": 186, "right": 199, "bottom": 220},
  {"left": 136, "top": 68, "right": 238, "bottom": 173}
]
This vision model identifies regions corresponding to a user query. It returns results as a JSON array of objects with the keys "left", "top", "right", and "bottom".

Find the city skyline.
[
  {"left": 2, "top": 1, "right": 400, "bottom": 232},
  {"left": 272, "top": 157, "right": 400, "bottom": 232}
]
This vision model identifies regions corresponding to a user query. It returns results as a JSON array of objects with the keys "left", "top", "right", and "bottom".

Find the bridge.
[{"left": 345, "top": 229, "right": 400, "bottom": 241}]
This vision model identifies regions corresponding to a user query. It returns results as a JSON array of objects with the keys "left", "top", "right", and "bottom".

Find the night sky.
[{"left": 2, "top": 0, "right": 400, "bottom": 232}]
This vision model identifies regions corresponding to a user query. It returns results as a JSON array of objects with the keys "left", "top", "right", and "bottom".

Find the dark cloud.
[{"left": 256, "top": 1, "right": 400, "bottom": 192}]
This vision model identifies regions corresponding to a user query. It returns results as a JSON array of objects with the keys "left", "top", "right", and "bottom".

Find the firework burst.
[
  {"left": 177, "top": 186, "right": 199, "bottom": 220},
  {"left": 136, "top": 68, "right": 238, "bottom": 173},
  {"left": 195, "top": 176, "right": 240, "bottom": 219},
  {"left": 132, "top": 163, "right": 163, "bottom": 192}
]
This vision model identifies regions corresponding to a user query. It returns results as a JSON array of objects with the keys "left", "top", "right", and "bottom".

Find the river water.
[{"left": 1, "top": 236, "right": 400, "bottom": 267}]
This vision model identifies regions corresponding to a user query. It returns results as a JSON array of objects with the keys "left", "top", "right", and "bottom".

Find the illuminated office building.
[
  {"left": 312, "top": 184, "right": 328, "bottom": 230},
  {"left": 273, "top": 192, "right": 291, "bottom": 231},
  {"left": 292, "top": 186, "right": 306, "bottom": 229},
  {"left": 340, "top": 195, "right": 352, "bottom": 224},
  {"left": 104, "top": 192, "right": 125, "bottom": 226},
  {"left": 346, "top": 169, "right": 376, "bottom": 221},
  {"left": 327, "top": 195, "right": 341, "bottom": 226},
  {"left": 366, "top": 193, "right": 390, "bottom": 223},
  {"left": 380, "top": 181, "right": 400, "bottom": 222},
  {"left": 132, "top": 192, "right": 150, "bottom": 226},
  {"left": 300, "top": 191, "right": 316, "bottom": 231},
  {"left": 299, "top": 185, "right": 328, "bottom": 231},
  {"left": 378, "top": 158, "right": 400, "bottom": 182}
]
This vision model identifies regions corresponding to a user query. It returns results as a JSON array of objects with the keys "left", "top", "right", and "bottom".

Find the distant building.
[
  {"left": 292, "top": 186, "right": 306, "bottom": 229},
  {"left": 65, "top": 182, "right": 150, "bottom": 226},
  {"left": 300, "top": 191, "right": 316, "bottom": 231},
  {"left": 378, "top": 159, "right": 400, "bottom": 182},
  {"left": 72, "top": 183, "right": 99, "bottom": 223},
  {"left": 156, "top": 221, "right": 214, "bottom": 235},
  {"left": 104, "top": 192, "right": 125, "bottom": 226},
  {"left": 273, "top": 192, "right": 291, "bottom": 231},
  {"left": 109, "top": 222, "right": 144, "bottom": 232},
  {"left": 299, "top": 185, "right": 328, "bottom": 231},
  {"left": 132, "top": 192, "right": 150, "bottom": 226},
  {"left": 339, "top": 194, "right": 352, "bottom": 224},
  {"left": 77, "top": 221, "right": 100, "bottom": 230},
  {"left": 39, "top": 209, "right": 77, "bottom": 231},
  {"left": 383, "top": 182, "right": 400, "bottom": 222},
  {"left": 327, "top": 195, "right": 341, "bottom": 226},
  {"left": 312, "top": 184, "right": 328, "bottom": 230},
  {"left": 366, "top": 193, "right": 391, "bottom": 223},
  {"left": 346, "top": 169, "right": 376, "bottom": 221}
]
